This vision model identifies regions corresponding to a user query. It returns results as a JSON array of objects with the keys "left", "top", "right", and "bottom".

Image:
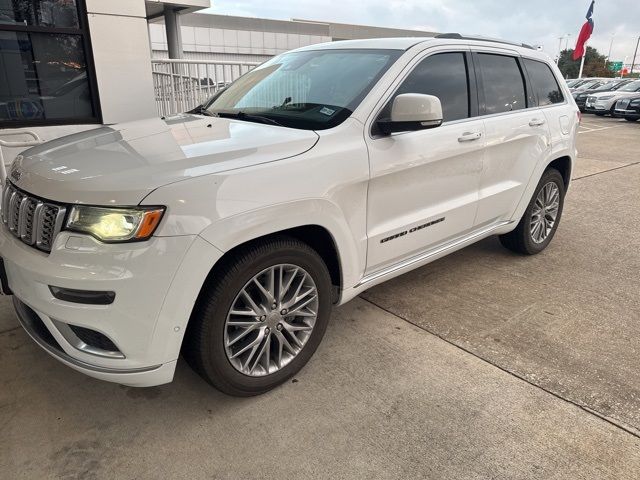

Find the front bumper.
[
  {"left": 616, "top": 110, "right": 640, "bottom": 120},
  {"left": 584, "top": 99, "right": 614, "bottom": 113},
  {"left": 13, "top": 297, "right": 177, "bottom": 386},
  {"left": 0, "top": 225, "right": 215, "bottom": 387}
]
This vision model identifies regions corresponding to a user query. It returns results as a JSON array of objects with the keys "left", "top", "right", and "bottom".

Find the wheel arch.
[
  {"left": 198, "top": 199, "right": 365, "bottom": 293},
  {"left": 510, "top": 154, "right": 574, "bottom": 223},
  {"left": 547, "top": 155, "right": 572, "bottom": 188},
  {"left": 153, "top": 219, "right": 353, "bottom": 366},
  {"left": 200, "top": 224, "right": 344, "bottom": 303}
]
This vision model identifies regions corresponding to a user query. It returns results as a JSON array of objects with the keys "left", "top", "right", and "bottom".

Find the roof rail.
[{"left": 435, "top": 33, "right": 535, "bottom": 50}]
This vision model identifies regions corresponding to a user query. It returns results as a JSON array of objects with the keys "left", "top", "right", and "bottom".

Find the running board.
[{"left": 356, "top": 221, "right": 513, "bottom": 288}]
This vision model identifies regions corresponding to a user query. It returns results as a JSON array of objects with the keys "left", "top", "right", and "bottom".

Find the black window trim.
[
  {"left": 369, "top": 49, "right": 480, "bottom": 138},
  {"left": 0, "top": 0, "right": 102, "bottom": 129}
]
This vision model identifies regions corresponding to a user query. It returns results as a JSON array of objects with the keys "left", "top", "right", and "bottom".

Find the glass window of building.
[{"left": 0, "top": 0, "right": 98, "bottom": 127}]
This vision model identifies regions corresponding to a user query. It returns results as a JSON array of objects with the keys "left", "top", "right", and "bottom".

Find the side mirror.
[{"left": 377, "top": 93, "right": 443, "bottom": 135}]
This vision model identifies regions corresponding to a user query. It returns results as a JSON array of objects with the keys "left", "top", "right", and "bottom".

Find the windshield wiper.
[
  {"left": 213, "top": 111, "right": 284, "bottom": 127},
  {"left": 189, "top": 105, "right": 216, "bottom": 117}
]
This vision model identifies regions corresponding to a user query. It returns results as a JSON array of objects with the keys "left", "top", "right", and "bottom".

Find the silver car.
[{"left": 585, "top": 80, "right": 640, "bottom": 116}]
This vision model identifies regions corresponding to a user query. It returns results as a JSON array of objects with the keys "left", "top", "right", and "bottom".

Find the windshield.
[
  {"left": 571, "top": 79, "right": 590, "bottom": 88},
  {"left": 611, "top": 81, "right": 631, "bottom": 90},
  {"left": 577, "top": 80, "right": 601, "bottom": 89},
  {"left": 620, "top": 81, "right": 640, "bottom": 92},
  {"left": 593, "top": 81, "right": 618, "bottom": 91},
  {"left": 203, "top": 49, "right": 401, "bottom": 130}
]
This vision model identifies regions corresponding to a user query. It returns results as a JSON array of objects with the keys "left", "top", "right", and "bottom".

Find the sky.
[{"left": 201, "top": 0, "right": 640, "bottom": 66}]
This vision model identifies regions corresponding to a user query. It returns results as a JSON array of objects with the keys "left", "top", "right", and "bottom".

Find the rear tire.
[
  {"left": 182, "top": 236, "right": 333, "bottom": 396},
  {"left": 499, "top": 168, "right": 565, "bottom": 255}
]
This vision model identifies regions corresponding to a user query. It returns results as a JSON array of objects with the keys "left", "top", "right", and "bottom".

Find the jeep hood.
[{"left": 11, "top": 115, "right": 319, "bottom": 205}]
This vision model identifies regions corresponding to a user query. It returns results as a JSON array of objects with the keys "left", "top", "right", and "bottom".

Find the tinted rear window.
[
  {"left": 478, "top": 54, "right": 527, "bottom": 114},
  {"left": 524, "top": 59, "right": 564, "bottom": 106}
]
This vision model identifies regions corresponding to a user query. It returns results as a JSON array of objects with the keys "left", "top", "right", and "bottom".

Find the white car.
[
  {"left": 0, "top": 35, "right": 578, "bottom": 396},
  {"left": 584, "top": 80, "right": 640, "bottom": 116}
]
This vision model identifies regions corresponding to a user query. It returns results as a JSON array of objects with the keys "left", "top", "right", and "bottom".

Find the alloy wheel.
[
  {"left": 224, "top": 264, "right": 318, "bottom": 376},
  {"left": 530, "top": 182, "right": 560, "bottom": 244}
]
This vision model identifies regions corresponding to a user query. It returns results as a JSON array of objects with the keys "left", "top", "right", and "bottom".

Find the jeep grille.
[{"left": 1, "top": 183, "right": 66, "bottom": 253}]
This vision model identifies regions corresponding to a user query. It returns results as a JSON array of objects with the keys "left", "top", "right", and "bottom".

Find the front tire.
[
  {"left": 625, "top": 117, "right": 638, "bottom": 122},
  {"left": 183, "top": 237, "right": 333, "bottom": 396},
  {"left": 499, "top": 168, "right": 565, "bottom": 255}
]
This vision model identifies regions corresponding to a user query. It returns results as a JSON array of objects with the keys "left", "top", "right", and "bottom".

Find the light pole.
[
  {"left": 556, "top": 34, "right": 571, "bottom": 65},
  {"left": 605, "top": 33, "right": 615, "bottom": 67},
  {"left": 557, "top": 36, "right": 564, "bottom": 64},
  {"left": 631, "top": 36, "right": 640, "bottom": 75}
]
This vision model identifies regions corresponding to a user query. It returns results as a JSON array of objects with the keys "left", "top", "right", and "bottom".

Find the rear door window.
[
  {"left": 523, "top": 59, "right": 564, "bottom": 106},
  {"left": 477, "top": 53, "right": 527, "bottom": 114}
]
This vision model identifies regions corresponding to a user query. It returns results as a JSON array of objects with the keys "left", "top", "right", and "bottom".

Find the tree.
[{"left": 557, "top": 46, "right": 613, "bottom": 79}]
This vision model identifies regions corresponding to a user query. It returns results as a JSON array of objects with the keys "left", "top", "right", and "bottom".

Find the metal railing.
[
  {"left": 0, "top": 130, "right": 43, "bottom": 186},
  {"left": 151, "top": 59, "right": 260, "bottom": 117}
]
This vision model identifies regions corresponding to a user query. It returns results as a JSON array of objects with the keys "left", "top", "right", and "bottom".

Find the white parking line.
[
  {"left": 578, "top": 126, "right": 613, "bottom": 134},
  {"left": 580, "top": 121, "right": 608, "bottom": 128},
  {"left": 578, "top": 119, "right": 626, "bottom": 134}
]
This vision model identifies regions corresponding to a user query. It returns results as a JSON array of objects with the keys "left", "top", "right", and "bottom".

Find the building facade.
[
  {"left": 0, "top": 0, "right": 211, "bottom": 160},
  {"left": 148, "top": 14, "right": 435, "bottom": 65},
  {"left": 0, "top": 1, "right": 435, "bottom": 161}
]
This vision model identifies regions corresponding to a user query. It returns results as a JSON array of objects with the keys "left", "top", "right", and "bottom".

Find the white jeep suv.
[{"left": 0, "top": 35, "right": 578, "bottom": 396}]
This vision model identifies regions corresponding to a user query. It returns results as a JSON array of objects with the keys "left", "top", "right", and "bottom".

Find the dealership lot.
[{"left": 1, "top": 116, "right": 639, "bottom": 479}]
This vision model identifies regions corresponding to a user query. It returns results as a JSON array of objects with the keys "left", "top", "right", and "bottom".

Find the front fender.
[{"left": 199, "top": 198, "right": 364, "bottom": 292}]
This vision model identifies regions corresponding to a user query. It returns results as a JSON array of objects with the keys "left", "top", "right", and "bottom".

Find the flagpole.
[{"left": 578, "top": 40, "right": 587, "bottom": 78}]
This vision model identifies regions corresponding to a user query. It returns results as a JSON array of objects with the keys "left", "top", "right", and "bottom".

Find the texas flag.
[{"left": 573, "top": 1, "right": 595, "bottom": 60}]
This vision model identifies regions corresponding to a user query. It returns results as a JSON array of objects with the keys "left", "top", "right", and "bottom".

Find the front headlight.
[
  {"left": 599, "top": 95, "right": 614, "bottom": 100},
  {"left": 65, "top": 206, "right": 165, "bottom": 242}
]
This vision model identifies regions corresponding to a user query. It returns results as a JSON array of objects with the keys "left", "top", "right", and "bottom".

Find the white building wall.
[
  {"left": 149, "top": 23, "right": 331, "bottom": 61},
  {"left": 86, "top": 0, "right": 157, "bottom": 124}
]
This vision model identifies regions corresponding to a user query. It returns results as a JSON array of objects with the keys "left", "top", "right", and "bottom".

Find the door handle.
[
  {"left": 529, "top": 118, "right": 546, "bottom": 127},
  {"left": 458, "top": 132, "right": 482, "bottom": 142}
]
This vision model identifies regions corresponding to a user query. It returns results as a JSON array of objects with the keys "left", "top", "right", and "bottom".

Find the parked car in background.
[
  {"left": 570, "top": 79, "right": 606, "bottom": 92},
  {"left": 574, "top": 79, "right": 632, "bottom": 112},
  {"left": 585, "top": 80, "right": 640, "bottom": 116},
  {"left": 613, "top": 95, "right": 640, "bottom": 122},
  {"left": 1, "top": 36, "right": 578, "bottom": 396},
  {"left": 567, "top": 78, "right": 591, "bottom": 89}
]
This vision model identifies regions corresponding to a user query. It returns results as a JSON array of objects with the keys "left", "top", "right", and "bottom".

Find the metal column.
[{"left": 164, "top": 7, "right": 183, "bottom": 59}]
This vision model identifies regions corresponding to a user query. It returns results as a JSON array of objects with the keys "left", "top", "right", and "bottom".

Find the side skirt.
[{"left": 340, "top": 220, "right": 514, "bottom": 304}]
